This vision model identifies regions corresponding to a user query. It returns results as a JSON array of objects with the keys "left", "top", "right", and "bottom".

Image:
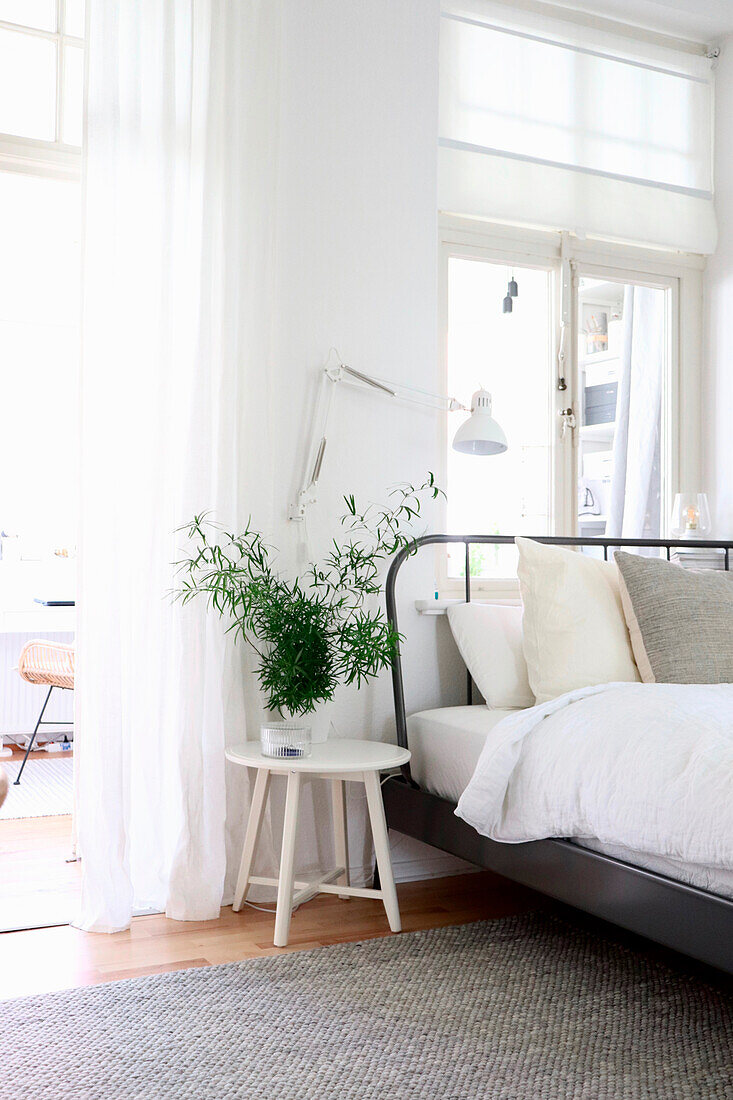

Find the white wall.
[
  {"left": 260, "top": 0, "right": 470, "bottom": 882},
  {"left": 704, "top": 38, "right": 733, "bottom": 535}
]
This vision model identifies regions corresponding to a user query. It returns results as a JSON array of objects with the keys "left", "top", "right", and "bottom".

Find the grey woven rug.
[{"left": 2, "top": 912, "right": 731, "bottom": 1099}]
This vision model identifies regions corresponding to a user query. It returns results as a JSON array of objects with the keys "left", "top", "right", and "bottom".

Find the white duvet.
[{"left": 456, "top": 682, "right": 733, "bottom": 869}]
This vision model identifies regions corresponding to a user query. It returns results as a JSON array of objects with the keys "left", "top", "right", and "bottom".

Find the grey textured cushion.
[{"left": 615, "top": 550, "right": 733, "bottom": 684}]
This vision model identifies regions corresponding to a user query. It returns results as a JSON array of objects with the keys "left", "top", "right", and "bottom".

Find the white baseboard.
[
  {"left": 389, "top": 829, "right": 475, "bottom": 883},
  {"left": 391, "top": 852, "right": 477, "bottom": 883},
  {"left": 346, "top": 855, "right": 473, "bottom": 888}
]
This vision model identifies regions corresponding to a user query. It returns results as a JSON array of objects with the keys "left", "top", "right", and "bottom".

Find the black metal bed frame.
[{"left": 383, "top": 534, "right": 733, "bottom": 975}]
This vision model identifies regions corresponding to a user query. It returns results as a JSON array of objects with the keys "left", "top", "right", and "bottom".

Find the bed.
[{"left": 383, "top": 534, "right": 733, "bottom": 975}]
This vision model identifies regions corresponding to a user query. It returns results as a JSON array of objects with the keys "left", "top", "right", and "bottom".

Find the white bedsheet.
[
  {"left": 408, "top": 706, "right": 518, "bottom": 803},
  {"left": 408, "top": 690, "right": 733, "bottom": 900},
  {"left": 573, "top": 838, "right": 733, "bottom": 898},
  {"left": 456, "top": 682, "right": 733, "bottom": 872}
]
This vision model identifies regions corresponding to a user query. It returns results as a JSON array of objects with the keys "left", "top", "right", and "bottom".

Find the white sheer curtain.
[
  {"left": 75, "top": 0, "right": 282, "bottom": 932},
  {"left": 607, "top": 286, "right": 665, "bottom": 540}
]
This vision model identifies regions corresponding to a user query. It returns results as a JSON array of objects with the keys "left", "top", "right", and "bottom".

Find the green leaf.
[{"left": 171, "top": 473, "right": 443, "bottom": 712}]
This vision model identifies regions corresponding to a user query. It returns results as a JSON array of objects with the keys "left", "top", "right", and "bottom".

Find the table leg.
[
  {"left": 331, "top": 777, "right": 350, "bottom": 899},
  {"left": 233, "top": 768, "right": 271, "bottom": 912},
  {"left": 274, "top": 770, "right": 302, "bottom": 947},
  {"left": 363, "top": 770, "right": 401, "bottom": 933}
]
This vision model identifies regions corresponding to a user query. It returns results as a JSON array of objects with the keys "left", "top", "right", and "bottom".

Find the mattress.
[
  {"left": 407, "top": 705, "right": 733, "bottom": 901},
  {"left": 408, "top": 706, "right": 518, "bottom": 803}
]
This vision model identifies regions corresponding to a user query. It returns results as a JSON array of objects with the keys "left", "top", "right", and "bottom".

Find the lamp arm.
[
  {"left": 290, "top": 368, "right": 337, "bottom": 521},
  {"left": 340, "top": 364, "right": 464, "bottom": 411},
  {"left": 289, "top": 360, "right": 465, "bottom": 521}
]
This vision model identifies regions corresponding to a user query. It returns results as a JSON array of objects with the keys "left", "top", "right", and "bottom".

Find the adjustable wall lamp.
[{"left": 289, "top": 352, "right": 507, "bottom": 521}]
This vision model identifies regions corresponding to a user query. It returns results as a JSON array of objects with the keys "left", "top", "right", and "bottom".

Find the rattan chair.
[{"left": 14, "top": 639, "right": 75, "bottom": 785}]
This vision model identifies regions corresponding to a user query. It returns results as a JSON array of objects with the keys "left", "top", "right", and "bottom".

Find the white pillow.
[
  {"left": 447, "top": 602, "right": 535, "bottom": 709},
  {"left": 516, "top": 536, "right": 640, "bottom": 704}
]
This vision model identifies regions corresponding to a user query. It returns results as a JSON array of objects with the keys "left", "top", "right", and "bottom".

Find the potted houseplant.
[{"left": 174, "top": 475, "right": 442, "bottom": 753}]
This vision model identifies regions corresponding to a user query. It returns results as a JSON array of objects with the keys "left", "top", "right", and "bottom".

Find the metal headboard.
[{"left": 385, "top": 534, "right": 733, "bottom": 782}]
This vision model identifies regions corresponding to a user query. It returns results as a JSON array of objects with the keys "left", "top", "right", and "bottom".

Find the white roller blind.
[{"left": 439, "top": 1, "right": 717, "bottom": 253}]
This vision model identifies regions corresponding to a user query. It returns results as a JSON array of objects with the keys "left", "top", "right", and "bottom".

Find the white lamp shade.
[{"left": 452, "top": 390, "right": 507, "bottom": 456}]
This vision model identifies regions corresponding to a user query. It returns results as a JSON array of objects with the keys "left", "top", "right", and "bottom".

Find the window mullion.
[
  {"left": 54, "top": 0, "right": 64, "bottom": 144},
  {"left": 0, "top": 20, "right": 57, "bottom": 42},
  {"left": 551, "top": 250, "right": 577, "bottom": 538}
]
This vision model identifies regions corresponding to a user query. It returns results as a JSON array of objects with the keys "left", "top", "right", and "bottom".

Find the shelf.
[
  {"left": 580, "top": 422, "right": 615, "bottom": 443},
  {"left": 0, "top": 608, "right": 75, "bottom": 635},
  {"left": 578, "top": 280, "right": 626, "bottom": 303},
  {"left": 580, "top": 351, "right": 620, "bottom": 368},
  {"left": 414, "top": 598, "right": 461, "bottom": 616}
]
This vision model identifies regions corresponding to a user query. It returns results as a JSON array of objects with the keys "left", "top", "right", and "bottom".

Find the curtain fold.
[
  {"left": 75, "top": 0, "right": 282, "bottom": 932},
  {"left": 607, "top": 285, "right": 665, "bottom": 541}
]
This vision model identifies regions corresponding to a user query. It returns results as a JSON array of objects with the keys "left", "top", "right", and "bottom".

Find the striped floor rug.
[{"left": 0, "top": 758, "right": 73, "bottom": 820}]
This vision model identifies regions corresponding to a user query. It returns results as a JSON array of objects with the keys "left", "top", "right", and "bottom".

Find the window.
[
  {"left": 439, "top": 218, "right": 700, "bottom": 592},
  {"left": 0, "top": 0, "right": 84, "bottom": 173},
  {"left": 0, "top": 1, "right": 83, "bottom": 602},
  {"left": 576, "top": 275, "right": 670, "bottom": 543},
  {"left": 445, "top": 255, "right": 555, "bottom": 580},
  {"left": 0, "top": 171, "right": 80, "bottom": 554},
  {"left": 438, "top": 3, "right": 716, "bottom": 255}
]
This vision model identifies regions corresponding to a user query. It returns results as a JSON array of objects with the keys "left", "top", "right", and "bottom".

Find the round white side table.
[{"left": 225, "top": 739, "right": 411, "bottom": 947}]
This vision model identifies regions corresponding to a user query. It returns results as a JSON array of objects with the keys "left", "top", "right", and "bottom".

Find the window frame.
[
  {"left": 437, "top": 215, "right": 704, "bottom": 598},
  {"left": 0, "top": 0, "right": 84, "bottom": 180},
  {"left": 0, "top": 1, "right": 84, "bottom": 580}
]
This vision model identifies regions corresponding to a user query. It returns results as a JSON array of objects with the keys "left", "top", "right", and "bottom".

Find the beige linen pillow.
[
  {"left": 516, "top": 536, "right": 640, "bottom": 703},
  {"left": 615, "top": 550, "right": 733, "bottom": 684}
]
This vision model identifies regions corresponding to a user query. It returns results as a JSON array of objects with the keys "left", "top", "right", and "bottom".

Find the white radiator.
[{"left": 0, "top": 631, "right": 74, "bottom": 739}]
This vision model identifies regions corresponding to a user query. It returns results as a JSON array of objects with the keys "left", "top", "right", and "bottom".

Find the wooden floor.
[
  {"left": 1, "top": 749, "right": 543, "bottom": 1001},
  {"left": 0, "top": 870, "right": 543, "bottom": 1000},
  {"left": 0, "top": 813, "right": 80, "bottom": 934},
  {"left": 1, "top": 749, "right": 80, "bottom": 935}
]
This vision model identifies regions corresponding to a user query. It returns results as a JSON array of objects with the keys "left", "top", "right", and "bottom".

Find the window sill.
[
  {"left": 414, "top": 599, "right": 462, "bottom": 616},
  {"left": 415, "top": 592, "right": 521, "bottom": 615}
]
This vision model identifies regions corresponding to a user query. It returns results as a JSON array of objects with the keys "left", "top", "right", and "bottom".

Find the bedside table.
[{"left": 225, "top": 739, "right": 411, "bottom": 947}]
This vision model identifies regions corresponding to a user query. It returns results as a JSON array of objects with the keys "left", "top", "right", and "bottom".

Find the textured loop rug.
[
  {"left": 0, "top": 757, "right": 73, "bottom": 819},
  {"left": 2, "top": 913, "right": 732, "bottom": 1100}
]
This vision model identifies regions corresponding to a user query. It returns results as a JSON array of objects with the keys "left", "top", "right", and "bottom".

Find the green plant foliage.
[{"left": 173, "top": 474, "right": 443, "bottom": 717}]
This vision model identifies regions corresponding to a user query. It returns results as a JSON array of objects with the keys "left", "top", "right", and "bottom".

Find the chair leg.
[{"left": 14, "top": 686, "right": 54, "bottom": 785}]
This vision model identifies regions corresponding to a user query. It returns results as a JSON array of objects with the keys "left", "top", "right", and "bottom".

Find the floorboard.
[
  {"left": 0, "top": 755, "right": 544, "bottom": 1000},
  {"left": 0, "top": 799, "right": 79, "bottom": 933},
  {"left": 0, "top": 871, "right": 544, "bottom": 999}
]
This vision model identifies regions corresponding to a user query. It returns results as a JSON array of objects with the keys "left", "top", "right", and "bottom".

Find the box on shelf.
[
  {"left": 582, "top": 450, "right": 613, "bottom": 482},
  {"left": 584, "top": 359, "right": 618, "bottom": 387},
  {"left": 584, "top": 382, "right": 617, "bottom": 426}
]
